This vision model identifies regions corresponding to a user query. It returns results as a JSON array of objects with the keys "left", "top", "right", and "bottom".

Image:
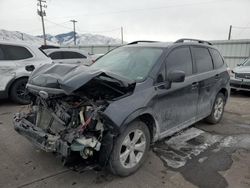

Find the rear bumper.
[
  {"left": 13, "top": 113, "right": 70, "bottom": 156},
  {"left": 230, "top": 78, "right": 250, "bottom": 91}
]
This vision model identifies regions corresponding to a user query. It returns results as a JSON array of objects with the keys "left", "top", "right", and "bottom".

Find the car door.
[
  {"left": 190, "top": 46, "right": 217, "bottom": 119},
  {"left": 153, "top": 46, "right": 199, "bottom": 135},
  {"left": 0, "top": 44, "right": 18, "bottom": 92}
]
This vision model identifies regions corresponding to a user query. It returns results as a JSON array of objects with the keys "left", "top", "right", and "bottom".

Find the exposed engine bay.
[{"left": 14, "top": 93, "right": 118, "bottom": 166}]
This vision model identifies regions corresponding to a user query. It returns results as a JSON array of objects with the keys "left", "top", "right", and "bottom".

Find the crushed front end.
[{"left": 13, "top": 63, "right": 136, "bottom": 166}]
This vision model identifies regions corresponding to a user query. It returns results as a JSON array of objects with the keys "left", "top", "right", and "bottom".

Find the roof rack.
[
  {"left": 175, "top": 38, "right": 212, "bottom": 45},
  {"left": 40, "top": 45, "right": 60, "bottom": 50},
  {"left": 127, "top": 40, "right": 159, "bottom": 45}
]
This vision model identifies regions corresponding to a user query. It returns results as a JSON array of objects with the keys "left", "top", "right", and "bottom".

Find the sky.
[{"left": 0, "top": 0, "right": 250, "bottom": 42}]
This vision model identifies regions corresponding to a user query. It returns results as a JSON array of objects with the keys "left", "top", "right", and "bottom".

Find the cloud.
[{"left": 0, "top": 0, "right": 249, "bottom": 42}]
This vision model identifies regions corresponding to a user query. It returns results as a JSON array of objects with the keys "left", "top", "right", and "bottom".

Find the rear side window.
[
  {"left": 0, "top": 47, "right": 4, "bottom": 60},
  {"left": 0, "top": 44, "right": 33, "bottom": 60},
  {"left": 192, "top": 47, "right": 213, "bottom": 73},
  {"left": 49, "top": 52, "right": 63, "bottom": 60},
  {"left": 62, "top": 51, "right": 86, "bottom": 59},
  {"left": 166, "top": 47, "right": 193, "bottom": 76},
  {"left": 209, "top": 48, "right": 224, "bottom": 69}
]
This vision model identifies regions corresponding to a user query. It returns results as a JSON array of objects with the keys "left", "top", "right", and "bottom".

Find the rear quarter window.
[
  {"left": 209, "top": 48, "right": 224, "bottom": 69},
  {"left": 0, "top": 44, "right": 33, "bottom": 60},
  {"left": 192, "top": 47, "right": 213, "bottom": 73},
  {"left": 0, "top": 47, "right": 4, "bottom": 60},
  {"left": 49, "top": 52, "right": 63, "bottom": 60},
  {"left": 62, "top": 51, "right": 86, "bottom": 59}
]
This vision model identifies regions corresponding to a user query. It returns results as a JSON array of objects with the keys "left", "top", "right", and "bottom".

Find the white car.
[
  {"left": 0, "top": 40, "right": 52, "bottom": 104},
  {"left": 44, "top": 48, "right": 93, "bottom": 65}
]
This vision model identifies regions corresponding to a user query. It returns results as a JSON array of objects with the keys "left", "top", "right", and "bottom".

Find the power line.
[
  {"left": 231, "top": 26, "right": 250, "bottom": 29},
  {"left": 44, "top": 18, "right": 121, "bottom": 34},
  {"left": 232, "top": 23, "right": 250, "bottom": 39},
  {"left": 45, "top": 19, "right": 72, "bottom": 30},
  {"left": 228, "top": 24, "right": 250, "bottom": 40},
  {"left": 49, "top": 0, "right": 224, "bottom": 19}
]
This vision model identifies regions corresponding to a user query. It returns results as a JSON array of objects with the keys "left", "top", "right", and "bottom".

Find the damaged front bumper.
[{"left": 13, "top": 113, "right": 70, "bottom": 157}]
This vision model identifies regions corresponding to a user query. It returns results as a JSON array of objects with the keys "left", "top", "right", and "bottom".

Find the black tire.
[
  {"left": 230, "top": 88, "right": 237, "bottom": 94},
  {"left": 10, "top": 78, "right": 30, "bottom": 105},
  {"left": 108, "top": 121, "right": 150, "bottom": 176},
  {"left": 205, "top": 93, "right": 225, "bottom": 124}
]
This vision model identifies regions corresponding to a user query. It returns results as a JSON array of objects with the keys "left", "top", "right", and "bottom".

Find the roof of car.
[
  {"left": 0, "top": 39, "right": 41, "bottom": 48},
  {"left": 125, "top": 39, "right": 215, "bottom": 49},
  {"left": 44, "top": 48, "right": 88, "bottom": 54},
  {"left": 125, "top": 42, "right": 172, "bottom": 48}
]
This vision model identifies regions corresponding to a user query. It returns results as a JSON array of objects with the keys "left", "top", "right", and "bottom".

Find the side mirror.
[
  {"left": 237, "top": 63, "right": 241, "bottom": 66},
  {"left": 168, "top": 70, "right": 185, "bottom": 83},
  {"left": 25, "top": 65, "right": 35, "bottom": 72}
]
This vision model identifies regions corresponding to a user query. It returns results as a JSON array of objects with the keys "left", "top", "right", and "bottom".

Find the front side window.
[
  {"left": 166, "top": 47, "right": 193, "bottom": 76},
  {"left": 91, "top": 47, "right": 163, "bottom": 81},
  {"left": 1, "top": 44, "right": 33, "bottom": 60},
  {"left": 192, "top": 47, "right": 213, "bottom": 73},
  {"left": 62, "top": 51, "right": 86, "bottom": 59},
  {"left": 209, "top": 48, "right": 224, "bottom": 69},
  {"left": 0, "top": 47, "right": 4, "bottom": 60}
]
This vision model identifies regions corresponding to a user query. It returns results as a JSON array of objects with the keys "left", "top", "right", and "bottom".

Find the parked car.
[
  {"left": 13, "top": 39, "right": 230, "bottom": 176},
  {"left": 230, "top": 58, "right": 250, "bottom": 91},
  {"left": 91, "top": 53, "right": 104, "bottom": 62},
  {"left": 44, "top": 48, "right": 93, "bottom": 65},
  {"left": 0, "top": 40, "right": 52, "bottom": 104}
]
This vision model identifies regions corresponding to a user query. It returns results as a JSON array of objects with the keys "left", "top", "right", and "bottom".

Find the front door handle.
[{"left": 214, "top": 74, "right": 220, "bottom": 80}]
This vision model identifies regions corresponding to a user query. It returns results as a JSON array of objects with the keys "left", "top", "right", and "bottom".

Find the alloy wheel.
[
  {"left": 214, "top": 97, "right": 224, "bottom": 120},
  {"left": 119, "top": 129, "right": 146, "bottom": 169}
]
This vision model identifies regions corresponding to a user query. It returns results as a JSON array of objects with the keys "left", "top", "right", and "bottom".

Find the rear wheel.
[
  {"left": 108, "top": 121, "right": 150, "bottom": 176},
  {"left": 10, "top": 78, "right": 30, "bottom": 105},
  {"left": 206, "top": 93, "right": 225, "bottom": 124}
]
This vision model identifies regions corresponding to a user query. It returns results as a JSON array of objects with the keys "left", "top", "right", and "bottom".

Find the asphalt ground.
[{"left": 0, "top": 91, "right": 250, "bottom": 188}]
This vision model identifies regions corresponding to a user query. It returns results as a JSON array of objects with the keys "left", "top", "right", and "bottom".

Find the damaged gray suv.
[{"left": 13, "top": 39, "right": 230, "bottom": 176}]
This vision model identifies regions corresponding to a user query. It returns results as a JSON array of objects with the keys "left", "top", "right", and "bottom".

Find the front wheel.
[
  {"left": 108, "top": 121, "right": 150, "bottom": 176},
  {"left": 10, "top": 78, "right": 30, "bottom": 105},
  {"left": 206, "top": 93, "right": 225, "bottom": 124}
]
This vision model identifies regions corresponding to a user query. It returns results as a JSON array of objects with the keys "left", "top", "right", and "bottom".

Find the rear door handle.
[{"left": 191, "top": 82, "right": 199, "bottom": 89}]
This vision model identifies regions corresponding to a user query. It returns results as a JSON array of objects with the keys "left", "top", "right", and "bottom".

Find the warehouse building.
[{"left": 212, "top": 39, "right": 250, "bottom": 68}]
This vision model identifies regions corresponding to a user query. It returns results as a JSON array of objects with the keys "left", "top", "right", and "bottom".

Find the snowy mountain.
[
  {"left": 0, "top": 29, "right": 122, "bottom": 46},
  {"left": 0, "top": 29, "right": 54, "bottom": 45},
  {"left": 38, "top": 31, "right": 122, "bottom": 45}
]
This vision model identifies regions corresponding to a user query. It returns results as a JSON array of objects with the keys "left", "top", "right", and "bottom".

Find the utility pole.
[
  {"left": 228, "top": 25, "right": 232, "bottom": 40},
  {"left": 70, "top": 20, "right": 77, "bottom": 45},
  {"left": 37, "top": 0, "right": 47, "bottom": 45},
  {"left": 121, "top": 26, "right": 124, "bottom": 44}
]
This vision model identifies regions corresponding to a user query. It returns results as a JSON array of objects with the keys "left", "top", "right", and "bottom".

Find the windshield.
[
  {"left": 243, "top": 58, "right": 250, "bottom": 66},
  {"left": 91, "top": 47, "right": 163, "bottom": 81}
]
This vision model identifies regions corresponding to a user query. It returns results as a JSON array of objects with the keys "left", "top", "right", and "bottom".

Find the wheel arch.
[
  {"left": 218, "top": 87, "right": 229, "bottom": 102},
  {"left": 7, "top": 76, "right": 29, "bottom": 96},
  {"left": 121, "top": 110, "right": 158, "bottom": 143}
]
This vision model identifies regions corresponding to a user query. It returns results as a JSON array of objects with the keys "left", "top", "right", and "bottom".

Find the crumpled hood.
[
  {"left": 28, "top": 63, "right": 136, "bottom": 94},
  {"left": 233, "top": 66, "right": 250, "bottom": 74}
]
